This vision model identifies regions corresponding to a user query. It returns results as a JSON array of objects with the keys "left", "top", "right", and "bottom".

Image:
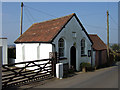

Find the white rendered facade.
[{"left": 0, "top": 38, "right": 8, "bottom": 65}]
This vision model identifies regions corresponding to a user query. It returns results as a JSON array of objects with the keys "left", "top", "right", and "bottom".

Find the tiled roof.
[
  {"left": 15, "top": 13, "right": 92, "bottom": 44},
  {"left": 15, "top": 13, "right": 75, "bottom": 43},
  {"left": 89, "top": 34, "right": 107, "bottom": 50}
]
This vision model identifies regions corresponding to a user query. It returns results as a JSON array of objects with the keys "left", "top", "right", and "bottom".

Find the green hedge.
[{"left": 80, "top": 62, "right": 91, "bottom": 68}]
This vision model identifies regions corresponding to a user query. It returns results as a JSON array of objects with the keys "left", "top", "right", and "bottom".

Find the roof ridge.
[{"left": 32, "top": 13, "right": 75, "bottom": 25}]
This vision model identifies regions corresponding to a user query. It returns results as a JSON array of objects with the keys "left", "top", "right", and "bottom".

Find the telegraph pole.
[
  {"left": 20, "top": 2, "right": 23, "bottom": 36},
  {"left": 107, "top": 10, "right": 109, "bottom": 61}
]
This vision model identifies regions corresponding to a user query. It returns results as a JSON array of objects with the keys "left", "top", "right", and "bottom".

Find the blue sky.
[{"left": 2, "top": 2, "right": 118, "bottom": 45}]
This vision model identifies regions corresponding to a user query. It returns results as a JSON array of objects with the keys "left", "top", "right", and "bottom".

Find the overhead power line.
[
  {"left": 109, "top": 15, "right": 118, "bottom": 25},
  {"left": 24, "top": 9, "right": 34, "bottom": 25},
  {"left": 24, "top": 5, "right": 57, "bottom": 18},
  {"left": 24, "top": 7, "right": 36, "bottom": 23},
  {"left": 84, "top": 24, "right": 118, "bottom": 31},
  {"left": 23, "top": 3, "right": 118, "bottom": 32}
]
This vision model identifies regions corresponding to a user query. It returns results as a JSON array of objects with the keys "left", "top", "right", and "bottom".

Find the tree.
[{"left": 110, "top": 44, "right": 120, "bottom": 52}]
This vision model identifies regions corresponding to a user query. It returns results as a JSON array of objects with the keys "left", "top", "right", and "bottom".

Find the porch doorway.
[{"left": 70, "top": 46, "right": 76, "bottom": 71}]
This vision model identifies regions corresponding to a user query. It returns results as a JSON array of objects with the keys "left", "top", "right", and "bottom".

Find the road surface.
[{"left": 22, "top": 65, "right": 118, "bottom": 89}]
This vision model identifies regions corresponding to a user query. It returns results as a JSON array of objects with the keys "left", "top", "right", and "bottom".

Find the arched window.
[
  {"left": 81, "top": 39, "right": 85, "bottom": 55},
  {"left": 58, "top": 38, "right": 65, "bottom": 57}
]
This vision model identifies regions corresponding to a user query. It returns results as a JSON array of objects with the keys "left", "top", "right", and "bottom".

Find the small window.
[
  {"left": 72, "top": 32, "right": 76, "bottom": 38},
  {"left": 58, "top": 38, "right": 65, "bottom": 57},
  {"left": 81, "top": 39, "right": 85, "bottom": 55}
]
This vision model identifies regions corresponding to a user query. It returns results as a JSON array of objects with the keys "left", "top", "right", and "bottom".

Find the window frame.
[
  {"left": 81, "top": 39, "right": 86, "bottom": 56},
  {"left": 58, "top": 38, "right": 65, "bottom": 58}
]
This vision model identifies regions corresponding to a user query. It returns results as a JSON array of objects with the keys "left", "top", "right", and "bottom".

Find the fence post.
[
  {"left": 52, "top": 52, "right": 57, "bottom": 77},
  {"left": 0, "top": 47, "right": 2, "bottom": 90}
]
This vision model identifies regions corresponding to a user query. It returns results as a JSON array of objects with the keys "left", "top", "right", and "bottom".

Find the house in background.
[
  {"left": 14, "top": 13, "right": 93, "bottom": 71},
  {"left": 89, "top": 34, "right": 108, "bottom": 68},
  {"left": 0, "top": 38, "right": 8, "bottom": 65},
  {"left": 8, "top": 45, "right": 16, "bottom": 64}
]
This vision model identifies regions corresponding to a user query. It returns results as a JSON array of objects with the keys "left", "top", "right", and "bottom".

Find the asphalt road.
[
  {"left": 23, "top": 65, "right": 118, "bottom": 88},
  {"left": 20, "top": 66, "right": 118, "bottom": 90}
]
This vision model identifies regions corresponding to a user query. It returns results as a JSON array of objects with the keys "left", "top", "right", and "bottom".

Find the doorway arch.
[{"left": 70, "top": 46, "right": 76, "bottom": 71}]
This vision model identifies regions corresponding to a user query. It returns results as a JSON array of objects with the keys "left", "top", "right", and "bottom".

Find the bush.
[
  {"left": 115, "top": 54, "right": 120, "bottom": 61},
  {"left": 80, "top": 62, "right": 91, "bottom": 68},
  {"left": 68, "top": 65, "right": 75, "bottom": 74},
  {"left": 80, "top": 62, "right": 92, "bottom": 72}
]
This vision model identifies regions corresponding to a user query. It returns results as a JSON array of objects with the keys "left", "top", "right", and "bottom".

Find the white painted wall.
[
  {"left": 15, "top": 43, "right": 52, "bottom": 63},
  {"left": 39, "top": 44, "right": 52, "bottom": 59},
  {"left": 53, "top": 16, "right": 92, "bottom": 71},
  {"left": 0, "top": 38, "right": 8, "bottom": 65}
]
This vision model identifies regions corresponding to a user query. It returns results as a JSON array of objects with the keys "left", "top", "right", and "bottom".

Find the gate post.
[
  {"left": 51, "top": 52, "right": 57, "bottom": 77},
  {"left": 0, "top": 47, "right": 2, "bottom": 90}
]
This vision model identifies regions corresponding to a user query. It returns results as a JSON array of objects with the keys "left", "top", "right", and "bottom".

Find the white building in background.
[
  {"left": 14, "top": 13, "right": 93, "bottom": 71},
  {"left": 0, "top": 46, "right": 2, "bottom": 90},
  {"left": 0, "top": 38, "right": 8, "bottom": 65}
]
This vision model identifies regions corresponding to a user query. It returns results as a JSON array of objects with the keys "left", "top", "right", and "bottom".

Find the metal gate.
[{"left": 2, "top": 58, "right": 56, "bottom": 89}]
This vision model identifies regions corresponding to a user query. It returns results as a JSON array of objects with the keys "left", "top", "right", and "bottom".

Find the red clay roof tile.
[
  {"left": 14, "top": 13, "right": 75, "bottom": 43},
  {"left": 89, "top": 34, "right": 107, "bottom": 50}
]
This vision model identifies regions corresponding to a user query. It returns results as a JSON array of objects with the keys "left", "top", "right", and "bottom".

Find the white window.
[
  {"left": 72, "top": 32, "right": 76, "bottom": 38},
  {"left": 58, "top": 38, "right": 65, "bottom": 57},
  {"left": 81, "top": 39, "right": 85, "bottom": 55}
]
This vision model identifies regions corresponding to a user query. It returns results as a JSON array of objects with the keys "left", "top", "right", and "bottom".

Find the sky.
[{"left": 1, "top": 2, "right": 118, "bottom": 45}]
